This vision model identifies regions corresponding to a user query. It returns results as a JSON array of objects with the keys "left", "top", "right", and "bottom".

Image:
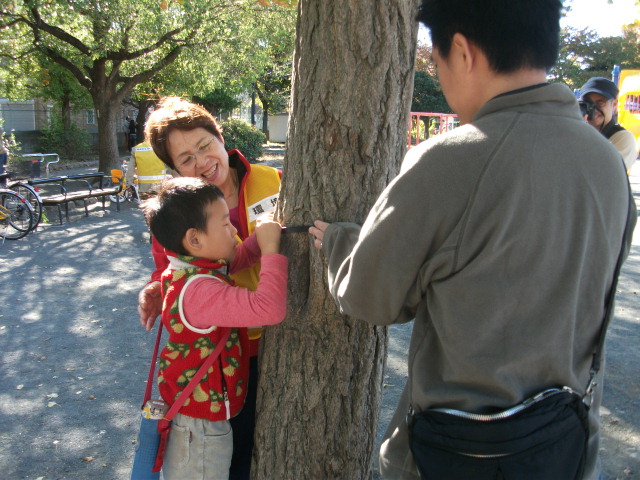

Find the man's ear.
[
  {"left": 451, "top": 32, "right": 478, "bottom": 73},
  {"left": 182, "top": 227, "right": 202, "bottom": 254}
]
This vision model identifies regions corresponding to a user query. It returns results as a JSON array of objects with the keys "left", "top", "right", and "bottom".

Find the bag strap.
[
  {"left": 142, "top": 325, "right": 164, "bottom": 407},
  {"left": 151, "top": 327, "right": 232, "bottom": 474},
  {"left": 585, "top": 184, "right": 635, "bottom": 403},
  {"left": 141, "top": 324, "right": 232, "bottom": 416}
]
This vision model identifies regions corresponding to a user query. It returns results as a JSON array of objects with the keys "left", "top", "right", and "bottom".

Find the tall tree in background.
[
  {"left": 41, "top": 63, "right": 93, "bottom": 130},
  {"left": 415, "top": 42, "right": 436, "bottom": 76},
  {"left": 0, "top": 50, "right": 91, "bottom": 129},
  {"left": 128, "top": 1, "right": 296, "bottom": 134},
  {"left": 551, "top": 23, "right": 640, "bottom": 89},
  {"left": 252, "top": 7, "right": 296, "bottom": 139},
  {"left": 0, "top": 0, "right": 267, "bottom": 172},
  {"left": 255, "top": 61, "right": 291, "bottom": 139},
  {"left": 253, "top": 1, "right": 420, "bottom": 478},
  {"left": 412, "top": 70, "right": 451, "bottom": 113},
  {"left": 193, "top": 89, "right": 242, "bottom": 117},
  {"left": 411, "top": 42, "right": 449, "bottom": 113},
  {"left": 619, "top": 21, "right": 640, "bottom": 69}
]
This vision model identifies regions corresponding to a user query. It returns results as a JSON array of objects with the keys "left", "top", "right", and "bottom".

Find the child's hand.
[{"left": 255, "top": 218, "right": 282, "bottom": 255}]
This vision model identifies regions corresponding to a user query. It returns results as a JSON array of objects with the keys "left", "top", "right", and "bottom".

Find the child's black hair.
[{"left": 141, "top": 177, "right": 225, "bottom": 255}]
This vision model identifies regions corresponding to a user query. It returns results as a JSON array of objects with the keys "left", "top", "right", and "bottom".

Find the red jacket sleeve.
[
  {"left": 150, "top": 236, "right": 169, "bottom": 284},
  {"left": 182, "top": 253, "right": 288, "bottom": 329}
]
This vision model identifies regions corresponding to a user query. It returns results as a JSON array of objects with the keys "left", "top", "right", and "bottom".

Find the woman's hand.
[
  {"left": 309, "top": 220, "right": 329, "bottom": 250},
  {"left": 138, "top": 281, "right": 163, "bottom": 331}
]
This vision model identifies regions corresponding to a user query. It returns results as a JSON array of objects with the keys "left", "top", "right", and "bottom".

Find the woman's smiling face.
[{"left": 167, "top": 127, "right": 230, "bottom": 188}]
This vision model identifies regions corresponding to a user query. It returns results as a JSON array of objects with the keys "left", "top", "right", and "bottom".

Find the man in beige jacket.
[{"left": 309, "top": 1, "right": 635, "bottom": 479}]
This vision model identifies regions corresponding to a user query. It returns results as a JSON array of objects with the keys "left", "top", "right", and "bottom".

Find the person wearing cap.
[{"left": 580, "top": 76, "right": 638, "bottom": 173}]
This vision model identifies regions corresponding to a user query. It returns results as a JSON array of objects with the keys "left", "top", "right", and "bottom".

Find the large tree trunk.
[
  {"left": 253, "top": 2, "right": 419, "bottom": 479},
  {"left": 256, "top": 87, "right": 271, "bottom": 141},
  {"left": 251, "top": 91, "right": 257, "bottom": 126},
  {"left": 261, "top": 108, "right": 269, "bottom": 142},
  {"left": 61, "top": 93, "right": 72, "bottom": 131},
  {"left": 93, "top": 94, "right": 121, "bottom": 173}
]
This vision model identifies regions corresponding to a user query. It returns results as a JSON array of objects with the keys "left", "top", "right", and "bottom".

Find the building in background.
[{"left": 0, "top": 98, "right": 135, "bottom": 153}]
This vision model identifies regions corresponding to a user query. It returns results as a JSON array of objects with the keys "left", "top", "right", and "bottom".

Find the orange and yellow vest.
[
  {"left": 133, "top": 141, "right": 166, "bottom": 185},
  {"left": 227, "top": 150, "right": 282, "bottom": 347}
]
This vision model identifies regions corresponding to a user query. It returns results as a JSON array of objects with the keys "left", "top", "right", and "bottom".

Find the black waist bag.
[{"left": 409, "top": 388, "right": 589, "bottom": 480}]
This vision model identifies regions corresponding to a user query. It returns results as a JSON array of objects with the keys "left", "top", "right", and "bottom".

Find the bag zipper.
[
  {"left": 428, "top": 386, "right": 576, "bottom": 422},
  {"left": 412, "top": 387, "right": 580, "bottom": 459}
]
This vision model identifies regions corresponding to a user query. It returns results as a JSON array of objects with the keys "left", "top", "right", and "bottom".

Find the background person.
[
  {"left": 0, "top": 141, "right": 7, "bottom": 176},
  {"left": 137, "top": 97, "right": 281, "bottom": 480},
  {"left": 140, "top": 177, "right": 287, "bottom": 480},
  {"left": 127, "top": 140, "right": 169, "bottom": 194},
  {"left": 580, "top": 76, "right": 638, "bottom": 173},
  {"left": 128, "top": 118, "right": 138, "bottom": 152},
  {"left": 123, "top": 116, "right": 130, "bottom": 150},
  {"left": 309, "top": 1, "right": 634, "bottom": 479}
]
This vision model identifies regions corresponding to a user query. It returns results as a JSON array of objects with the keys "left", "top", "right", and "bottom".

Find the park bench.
[{"left": 28, "top": 172, "right": 122, "bottom": 224}]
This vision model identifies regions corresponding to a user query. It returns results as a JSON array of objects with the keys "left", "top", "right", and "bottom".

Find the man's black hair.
[
  {"left": 417, "top": 0, "right": 562, "bottom": 73},
  {"left": 141, "top": 177, "right": 224, "bottom": 256}
]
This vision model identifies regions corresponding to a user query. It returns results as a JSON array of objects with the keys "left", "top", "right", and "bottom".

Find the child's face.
[{"left": 194, "top": 198, "right": 239, "bottom": 262}]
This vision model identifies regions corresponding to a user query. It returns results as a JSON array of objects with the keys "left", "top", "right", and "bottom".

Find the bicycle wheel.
[
  {"left": 0, "top": 191, "right": 34, "bottom": 240},
  {"left": 122, "top": 186, "right": 133, "bottom": 202},
  {"left": 8, "top": 182, "right": 43, "bottom": 230},
  {"left": 108, "top": 186, "right": 132, "bottom": 203}
]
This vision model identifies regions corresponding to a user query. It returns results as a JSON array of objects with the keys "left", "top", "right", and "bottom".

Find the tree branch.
[
  {"left": 27, "top": 5, "right": 91, "bottom": 56},
  {"left": 37, "top": 44, "right": 92, "bottom": 90},
  {"left": 108, "top": 27, "right": 186, "bottom": 62},
  {"left": 113, "top": 46, "right": 184, "bottom": 104}
]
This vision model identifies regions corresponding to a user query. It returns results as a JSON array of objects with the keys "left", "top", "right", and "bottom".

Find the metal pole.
[{"left": 612, "top": 64, "right": 621, "bottom": 86}]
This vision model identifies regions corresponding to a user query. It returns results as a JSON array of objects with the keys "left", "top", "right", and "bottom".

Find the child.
[{"left": 141, "top": 177, "right": 288, "bottom": 480}]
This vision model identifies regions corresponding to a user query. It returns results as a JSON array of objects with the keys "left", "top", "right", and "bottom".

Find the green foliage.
[
  {"left": 39, "top": 116, "right": 91, "bottom": 161},
  {"left": 256, "top": 62, "right": 292, "bottom": 115},
  {"left": 411, "top": 71, "right": 452, "bottom": 113},
  {"left": 1, "top": 118, "right": 22, "bottom": 169},
  {"left": 551, "top": 25, "right": 640, "bottom": 90},
  {"left": 253, "top": 7, "right": 296, "bottom": 117},
  {"left": 255, "top": 0, "right": 298, "bottom": 6},
  {"left": 129, "top": 2, "right": 297, "bottom": 105},
  {"left": 193, "top": 90, "right": 242, "bottom": 116},
  {"left": 221, "top": 117, "right": 266, "bottom": 162},
  {"left": 40, "top": 62, "right": 93, "bottom": 110},
  {"left": 619, "top": 22, "right": 640, "bottom": 70},
  {"left": 0, "top": 0, "right": 290, "bottom": 172}
]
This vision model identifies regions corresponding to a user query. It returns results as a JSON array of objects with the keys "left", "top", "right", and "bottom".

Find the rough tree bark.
[
  {"left": 253, "top": 1, "right": 419, "bottom": 479},
  {"left": 93, "top": 99, "right": 120, "bottom": 171}
]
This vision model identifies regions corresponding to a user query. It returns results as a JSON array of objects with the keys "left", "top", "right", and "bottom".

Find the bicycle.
[
  {"left": 1, "top": 172, "right": 44, "bottom": 231},
  {"left": 105, "top": 161, "right": 139, "bottom": 203},
  {"left": 7, "top": 181, "right": 44, "bottom": 229},
  {"left": 0, "top": 188, "right": 34, "bottom": 241}
]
